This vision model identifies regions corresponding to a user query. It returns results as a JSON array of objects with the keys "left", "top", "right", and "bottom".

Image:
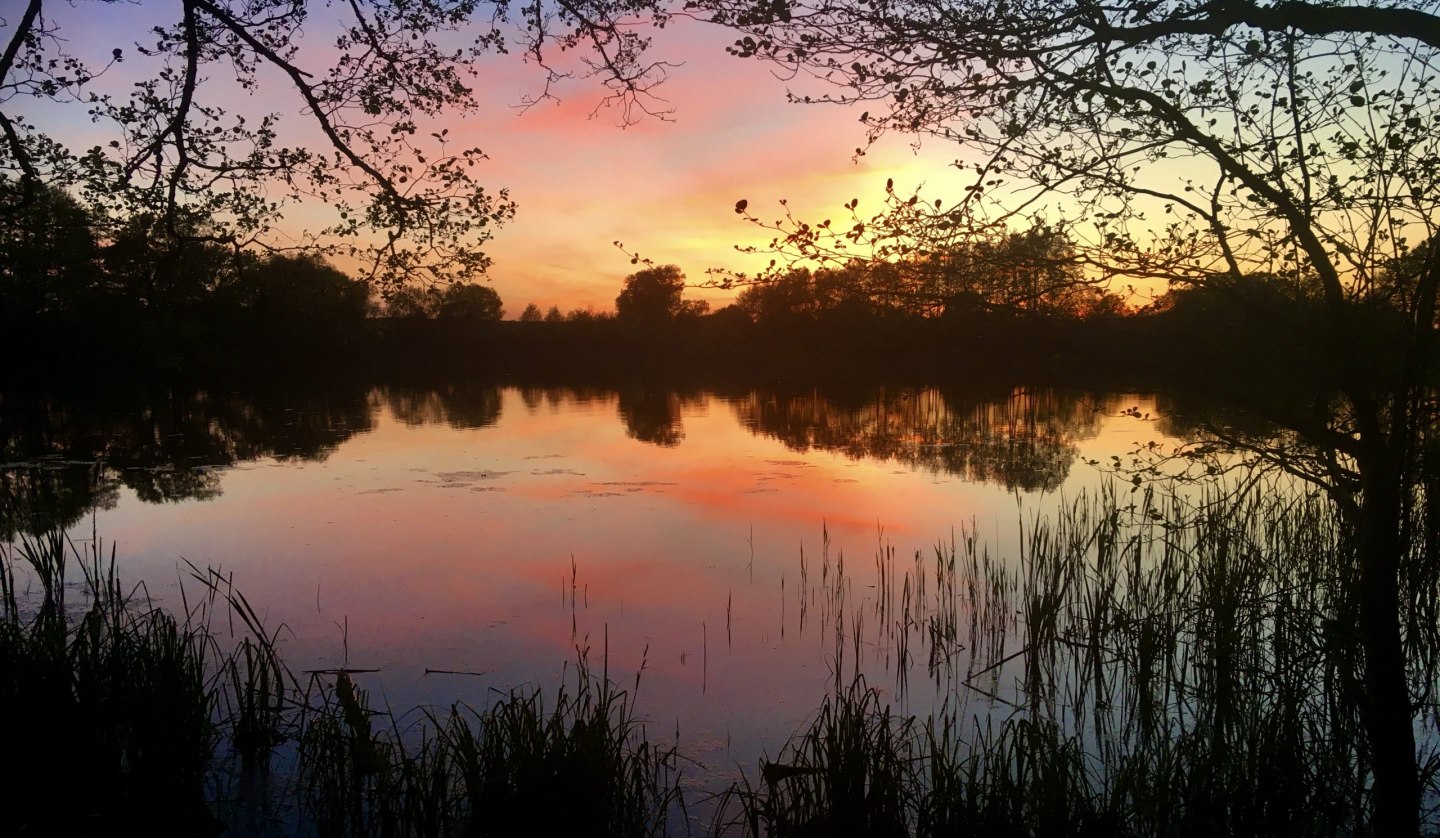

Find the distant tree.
[
  {"left": 544, "top": 305, "right": 565, "bottom": 323},
  {"left": 519, "top": 303, "right": 544, "bottom": 322},
  {"left": 730, "top": 225, "right": 1093, "bottom": 319},
  {"left": 706, "top": 304, "right": 754, "bottom": 328},
  {"left": 0, "top": 183, "right": 99, "bottom": 318},
  {"left": 225, "top": 253, "right": 370, "bottom": 336},
  {"left": 737, "top": 268, "right": 819, "bottom": 323},
  {"left": 615, "top": 264, "right": 687, "bottom": 323},
  {"left": 678, "top": 299, "right": 710, "bottom": 318},
  {"left": 102, "top": 211, "right": 234, "bottom": 312},
  {"left": 567, "top": 306, "right": 606, "bottom": 322},
  {"left": 438, "top": 283, "right": 504, "bottom": 322},
  {"left": 386, "top": 285, "right": 442, "bottom": 319},
  {"left": 1073, "top": 290, "right": 1131, "bottom": 319}
]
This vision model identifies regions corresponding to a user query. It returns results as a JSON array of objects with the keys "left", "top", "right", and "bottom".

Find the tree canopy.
[
  {"left": 0, "top": 0, "right": 675, "bottom": 287},
  {"left": 615, "top": 264, "right": 700, "bottom": 322},
  {"left": 702, "top": 0, "right": 1440, "bottom": 331},
  {"left": 438, "top": 283, "right": 505, "bottom": 322}
]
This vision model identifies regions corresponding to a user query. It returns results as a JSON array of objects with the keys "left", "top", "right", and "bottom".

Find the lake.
[{"left": 1, "top": 379, "right": 1185, "bottom": 824}]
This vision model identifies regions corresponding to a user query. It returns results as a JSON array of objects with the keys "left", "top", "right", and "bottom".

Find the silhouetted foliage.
[
  {"left": 733, "top": 236, "right": 1129, "bottom": 325},
  {"left": 615, "top": 265, "right": 688, "bottom": 324},
  {"left": 229, "top": 254, "right": 370, "bottom": 326},
  {"left": 101, "top": 212, "right": 234, "bottom": 313},
  {"left": 0, "top": 184, "right": 99, "bottom": 321},
  {"left": 385, "top": 286, "right": 444, "bottom": 320},
  {"left": 1, "top": 0, "right": 675, "bottom": 286},
  {"left": 519, "top": 303, "right": 544, "bottom": 322},
  {"left": 438, "top": 283, "right": 504, "bottom": 323}
]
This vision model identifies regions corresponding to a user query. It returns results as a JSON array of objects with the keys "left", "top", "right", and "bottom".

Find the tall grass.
[
  {"left": 0, "top": 531, "right": 220, "bottom": 835},
  {"left": 720, "top": 483, "right": 1428, "bottom": 836},
  {"left": 4, "top": 479, "right": 1433, "bottom": 835},
  {"left": 0, "top": 534, "right": 682, "bottom": 837},
  {"left": 295, "top": 651, "right": 683, "bottom": 837}
]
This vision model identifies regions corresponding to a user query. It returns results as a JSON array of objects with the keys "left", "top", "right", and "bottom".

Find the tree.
[
  {"left": 385, "top": 285, "right": 442, "bottom": 319},
  {"left": 615, "top": 264, "right": 687, "bottom": 323},
  {"left": 0, "top": 0, "right": 675, "bottom": 288},
  {"left": 0, "top": 183, "right": 99, "bottom": 319},
  {"left": 232, "top": 253, "right": 370, "bottom": 321},
  {"left": 519, "top": 303, "right": 544, "bottom": 322},
  {"left": 737, "top": 267, "right": 817, "bottom": 323},
  {"left": 101, "top": 210, "right": 234, "bottom": 312},
  {"left": 694, "top": 0, "right": 1440, "bottom": 828},
  {"left": 438, "top": 283, "right": 504, "bottom": 322}
]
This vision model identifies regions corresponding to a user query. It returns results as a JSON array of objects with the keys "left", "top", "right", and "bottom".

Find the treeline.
[
  {"left": 485, "top": 262, "right": 1343, "bottom": 390},
  {"left": 5, "top": 185, "right": 1405, "bottom": 388},
  {"left": 3, "top": 186, "right": 376, "bottom": 377}
]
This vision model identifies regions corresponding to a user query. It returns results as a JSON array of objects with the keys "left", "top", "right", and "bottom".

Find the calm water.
[{"left": 1, "top": 381, "right": 1183, "bottom": 807}]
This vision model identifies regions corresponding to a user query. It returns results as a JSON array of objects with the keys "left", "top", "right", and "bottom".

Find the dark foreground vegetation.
[
  {"left": 1, "top": 531, "right": 683, "bottom": 837},
  {"left": 5, "top": 481, "right": 1435, "bottom": 835}
]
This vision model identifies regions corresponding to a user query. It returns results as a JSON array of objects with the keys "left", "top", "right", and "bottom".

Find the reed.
[
  {"left": 0, "top": 531, "right": 221, "bottom": 835},
  {"left": 0, "top": 535, "right": 682, "bottom": 837},
  {"left": 721, "top": 483, "right": 1423, "bottom": 836},
  {"left": 4, "top": 475, "right": 1434, "bottom": 835},
  {"left": 295, "top": 650, "right": 683, "bottom": 837}
]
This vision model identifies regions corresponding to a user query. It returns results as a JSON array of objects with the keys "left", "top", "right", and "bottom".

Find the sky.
[
  {"left": 461, "top": 22, "right": 972, "bottom": 313},
  {"left": 7, "top": 3, "right": 974, "bottom": 316}
]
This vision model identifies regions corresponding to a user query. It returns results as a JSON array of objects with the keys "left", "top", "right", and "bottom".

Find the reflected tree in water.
[
  {"left": 618, "top": 387, "right": 697, "bottom": 448},
  {"left": 0, "top": 465, "right": 118, "bottom": 542},
  {"left": 731, "top": 386, "right": 1108, "bottom": 492},
  {"left": 0, "top": 387, "right": 373, "bottom": 538},
  {"left": 376, "top": 383, "right": 502, "bottom": 430}
]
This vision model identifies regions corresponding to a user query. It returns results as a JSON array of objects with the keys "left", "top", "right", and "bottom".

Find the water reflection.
[
  {"left": 377, "top": 382, "right": 502, "bottom": 429},
  {"left": 729, "top": 386, "right": 1119, "bottom": 492},
  {"left": 0, "top": 388, "right": 374, "bottom": 538},
  {"left": 0, "top": 463, "right": 118, "bottom": 540},
  {"left": 0, "top": 377, "right": 1197, "bottom": 826},
  {"left": 618, "top": 387, "right": 702, "bottom": 447},
  {"left": 2, "top": 382, "right": 1156, "bottom": 538}
]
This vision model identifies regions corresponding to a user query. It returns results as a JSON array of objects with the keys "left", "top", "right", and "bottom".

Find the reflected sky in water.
[{"left": 1, "top": 383, "right": 1176, "bottom": 800}]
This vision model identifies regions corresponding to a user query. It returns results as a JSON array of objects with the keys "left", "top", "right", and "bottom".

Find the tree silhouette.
[
  {"left": 615, "top": 264, "right": 687, "bottom": 323},
  {"left": 223, "top": 253, "right": 371, "bottom": 348},
  {"left": 0, "top": 183, "right": 99, "bottom": 319},
  {"left": 385, "top": 285, "right": 443, "bottom": 320},
  {"left": 438, "top": 283, "right": 504, "bottom": 323},
  {"left": 1, "top": 0, "right": 677, "bottom": 287},
  {"left": 100, "top": 210, "right": 236, "bottom": 314}
]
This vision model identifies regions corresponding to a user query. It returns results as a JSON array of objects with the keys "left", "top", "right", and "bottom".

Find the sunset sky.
[
  {"left": 461, "top": 20, "right": 971, "bottom": 314},
  {"left": 11, "top": 5, "right": 974, "bottom": 315}
]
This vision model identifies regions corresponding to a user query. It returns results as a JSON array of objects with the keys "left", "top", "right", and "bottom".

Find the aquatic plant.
[
  {"left": 295, "top": 652, "right": 683, "bottom": 837},
  {"left": 718, "top": 484, "right": 1414, "bottom": 836}
]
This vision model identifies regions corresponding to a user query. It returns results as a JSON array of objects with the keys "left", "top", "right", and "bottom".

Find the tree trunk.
[{"left": 1357, "top": 451, "right": 1420, "bottom": 835}]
